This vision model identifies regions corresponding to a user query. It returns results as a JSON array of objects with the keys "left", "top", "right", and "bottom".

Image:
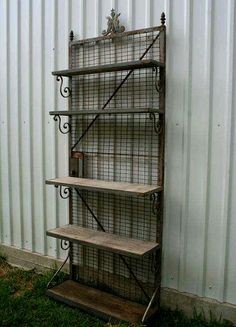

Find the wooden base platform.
[
  {"left": 47, "top": 224, "right": 159, "bottom": 257},
  {"left": 47, "top": 280, "right": 147, "bottom": 325}
]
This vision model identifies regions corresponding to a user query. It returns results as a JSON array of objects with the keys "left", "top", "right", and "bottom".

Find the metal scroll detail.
[
  {"left": 150, "top": 253, "right": 160, "bottom": 275},
  {"left": 53, "top": 115, "right": 71, "bottom": 134},
  {"left": 56, "top": 75, "right": 71, "bottom": 98},
  {"left": 55, "top": 185, "right": 71, "bottom": 199},
  {"left": 150, "top": 192, "right": 161, "bottom": 216},
  {"left": 61, "top": 239, "right": 70, "bottom": 250},
  {"left": 153, "top": 67, "right": 163, "bottom": 93},
  {"left": 102, "top": 9, "right": 125, "bottom": 36},
  {"left": 149, "top": 113, "right": 163, "bottom": 135}
]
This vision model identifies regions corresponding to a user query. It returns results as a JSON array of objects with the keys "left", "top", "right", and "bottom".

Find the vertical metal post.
[{"left": 68, "top": 30, "right": 74, "bottom": 280}]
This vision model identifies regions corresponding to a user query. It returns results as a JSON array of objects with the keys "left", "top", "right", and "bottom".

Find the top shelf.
[
  {"left": 52, "top": 59, "right": 164, "bottom": 77},
  {"left": 49, "top": 108, "right": 164, "bottom": 116}
]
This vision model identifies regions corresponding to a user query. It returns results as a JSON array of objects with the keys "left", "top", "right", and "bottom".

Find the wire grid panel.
[{"left": 70, "top": 28, "right": 163, "bottom": 304}]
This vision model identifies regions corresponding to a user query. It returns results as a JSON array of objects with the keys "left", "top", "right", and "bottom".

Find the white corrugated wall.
[{"left": 0, "top": 0, "right": 236, "bottom": 305}]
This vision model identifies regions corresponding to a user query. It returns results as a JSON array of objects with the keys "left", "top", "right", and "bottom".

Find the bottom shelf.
[{"left": 47, "top": 280, "right": 148, "bottom": 325}]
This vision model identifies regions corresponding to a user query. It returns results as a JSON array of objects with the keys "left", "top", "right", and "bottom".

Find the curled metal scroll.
[
  {"left": 55, "top": 185, "right": 71, "bottom": 199},
  {"left": 53, "top": 115, "right": 71, "bottom": 134},
  {"left": 150, "top": 192, "right": 161, "bottom": 216},
  {"left": 150, "top": 251, "right": 161, "bottom": 274},
  {"left": 153, "top": 66, "right": 162, "bottom": 93},
  {"left": 142, "top": 285, "right": 160, "bottom": 323},
  {"left": 61, "top": 239, "right": 70, "bottom": 250},
  {"left": 149, "top": 112, "right": 163, "bottom": 135},
  {"left": 56, "top": 75, "right": 71, "bottom": 98}
]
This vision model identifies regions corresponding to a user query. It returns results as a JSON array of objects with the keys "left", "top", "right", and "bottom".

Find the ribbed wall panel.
[{"left": 0, "top": 0, "right": 236, "bottom": 304}]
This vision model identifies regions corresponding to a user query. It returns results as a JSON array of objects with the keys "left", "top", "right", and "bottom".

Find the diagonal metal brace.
[
  {"left": 74, "top": 188, "right": 151, "bottom": 301},
  {"left": 71, "top": 32, "right": 161, "bottom": 151}
]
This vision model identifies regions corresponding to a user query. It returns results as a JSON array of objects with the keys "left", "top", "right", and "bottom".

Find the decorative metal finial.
[
  {"left": 102, "top": 9, "right": 125, "bottom": 36},
  {"left": 161, "top": 12, "right": 166, "bottom": 26},
  {"left": 69, "top": 30, "right": 74, "bottom": 42}
]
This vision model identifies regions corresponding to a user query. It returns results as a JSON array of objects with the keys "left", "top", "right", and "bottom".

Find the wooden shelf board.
[
  {"left": 46, "top": 280, "right": 147, "bottom": 325},
  {"left": 46, "top": 176, "right": 162, "bottom": 196},
  {"left": 49, "top": 107, "right": 164, "bottom": 116},
  {"left": 47, "top": 224, "right": 159, "bottom": 257},
  {"left": 52, "top": 59, "right": 164, "bottom": 77}
]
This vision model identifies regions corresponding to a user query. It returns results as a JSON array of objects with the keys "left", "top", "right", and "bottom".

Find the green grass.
[{"left": 0, "top": 259, "right": 233, "bottom": 327}]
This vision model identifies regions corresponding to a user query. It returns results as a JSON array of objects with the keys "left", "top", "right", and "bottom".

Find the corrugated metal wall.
[{"left": 0, "top": 0, "right": 236, "bottom": 305}]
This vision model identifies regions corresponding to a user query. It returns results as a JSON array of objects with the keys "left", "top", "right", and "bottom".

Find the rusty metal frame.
[{"left": 48, "top": 12, "right": 166, "bottom": 324}]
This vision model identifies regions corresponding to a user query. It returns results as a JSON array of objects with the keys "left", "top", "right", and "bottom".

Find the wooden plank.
[
  {"left": 52, "top": 59, "right": 164, "bottom": 77},
  {"left": 46, "top": 280, "right": 147, "bottom": 325},
  {"left": 46, "top": 224, "right": 159, "bottom": 257},
  {"left": 45, "top": 176, "right": 162, "bottom": 196},
  {"left": 49, "top": 107, "right": 164, "bottom": 116}
]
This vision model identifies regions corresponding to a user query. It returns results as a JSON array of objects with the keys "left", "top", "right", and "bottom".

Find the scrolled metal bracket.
[
  {"left": 153, "top": 66, "right": 163, "bottom": 94},
  {"left": 47, "top": 240, "right": 70, "bottom": 289},
  {"left": 56, "top": 75, "right": 71, "bottom": 98},
  {"left": 60, "top": 239, "right": 70, "bottom": 250},
  {"left": 53, "top": 115, "right": 71, "bottom": 134},
  {"left": 149, "top": 112, "right": 163, "bottom": 135},
  {"left": 150, "top": 251, "right": 161, "bottom": 274},
  {"left": 55, "top": 185, "right": 72, "bottom": 199},
  {"left": 150, "top": 192, "right": 161, "bottom": 216}
]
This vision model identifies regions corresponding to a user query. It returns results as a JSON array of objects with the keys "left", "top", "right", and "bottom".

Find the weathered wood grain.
[
  {"left": 46, "top": 224, "right": 159, "bottom": 257},
  {"left": 46, "top": 280, "right": 146, "bottom": 325},
  {"left": 45, "top": 176, "right": 162, "bottom": 196}
]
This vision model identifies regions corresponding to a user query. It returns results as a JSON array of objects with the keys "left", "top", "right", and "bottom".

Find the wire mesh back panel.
[{"left": 70, "top": 27, "right": 164, "bottom": 305}]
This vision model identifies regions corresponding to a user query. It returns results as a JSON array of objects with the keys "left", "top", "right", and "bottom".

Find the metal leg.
[
  {"left": 47, "top": 240, "right": 70, "bottom": 289},
  {"left": 56, "top": 75, "right": 72, "bottom": 98},
  {"left": 142, "top": 286, "right": 160, "bottom": 323}
]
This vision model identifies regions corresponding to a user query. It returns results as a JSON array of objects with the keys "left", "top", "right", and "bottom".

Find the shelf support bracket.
[
  {"left": 150, "top": 192, "right": 162, "bottom": 216},
  {"left": 153, "top": 66, "right": 163, "bottom": 93},
  {"left": 53, "top": 115, "right": 71, "bottom": 134},
  {"left": 47, "top": 240, "right": 70, "bottom": 289},
  {"left": 149, "top": 113, "right": 163, "bottom": 135},
  {"left": 55, "top": 185, "right": 72, "bottom": 199},
  {"left": 74, "top": 188, "right": 151, "bottom": 301},
  {"left": 56, "top": 75, "right": 72, "bottom": 98}
]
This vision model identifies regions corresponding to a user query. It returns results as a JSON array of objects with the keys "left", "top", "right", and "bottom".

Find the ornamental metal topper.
[{"left": 102, "top": 9, "right": 125, "bottom": 36}]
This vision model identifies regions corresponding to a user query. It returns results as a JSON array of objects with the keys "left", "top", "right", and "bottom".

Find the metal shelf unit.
[{"left": 45, "top": 12, "right": 166, "bottom": 326}]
